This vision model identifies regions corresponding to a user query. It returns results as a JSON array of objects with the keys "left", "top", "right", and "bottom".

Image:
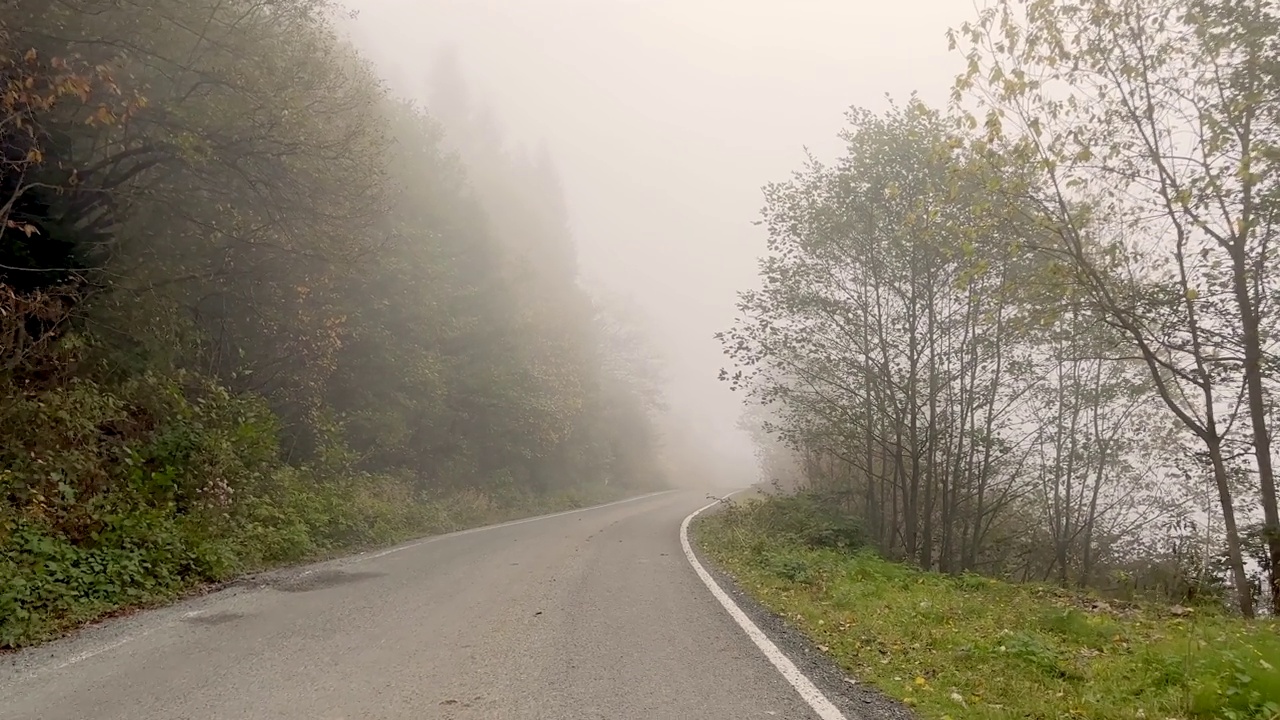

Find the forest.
[
  {"left": 0, "top": 0, "right": 664, "bottom": 648},
  {"left": 720, "top": 0, "right": 1280, "bottom": 618}
]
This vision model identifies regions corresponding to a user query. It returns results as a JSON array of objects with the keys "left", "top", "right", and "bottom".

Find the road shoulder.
[{"left": 686, "top": 498, "right": 915, "bottom": 720}]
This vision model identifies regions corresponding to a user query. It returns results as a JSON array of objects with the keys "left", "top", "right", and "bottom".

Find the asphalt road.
[{"left": 0, "top": 489, "right": 887, "bottom": 720}]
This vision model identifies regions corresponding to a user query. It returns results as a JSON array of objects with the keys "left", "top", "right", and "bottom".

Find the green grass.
[{"left": 697, "top": 497, "right": 1280, "bottom": 720}]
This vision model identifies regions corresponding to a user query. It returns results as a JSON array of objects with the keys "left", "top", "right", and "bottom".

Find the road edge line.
[{"left": 680, "top": 494, "right": 850, "bottom": 720}]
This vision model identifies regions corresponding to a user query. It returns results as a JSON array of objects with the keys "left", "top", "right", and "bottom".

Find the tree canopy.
[
  {"left": 723, "top": 0, "right": 1280, "bottom": 616},
  {"left": 1, "top": 0, "right": 665, "bottom": 647}
]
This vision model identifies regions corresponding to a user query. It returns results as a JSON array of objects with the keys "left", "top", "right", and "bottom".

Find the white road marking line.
[
  {"left": 680, "top": 495, "right": 851, "bottom": 720},
  {"left": 352, "top": 490, "right": 674, "bottom": 562},
  {"left": 49, "top": 627, "right": 155, "bottom": 671}
]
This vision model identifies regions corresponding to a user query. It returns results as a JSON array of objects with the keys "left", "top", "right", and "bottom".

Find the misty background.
[
  {"left": 5, "top": 0, "right": 1279, "bottom": 679},
  {"left": 341, "top": 0, "right": 970, "bottom": 485}
]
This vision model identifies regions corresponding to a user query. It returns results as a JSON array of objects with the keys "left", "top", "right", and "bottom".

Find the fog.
[
  {"left": 7, "top": 0, "right": 1279, "bottom": 686},
  {"left": 339, "top": 0, "right": 971, "bottom": 485}
]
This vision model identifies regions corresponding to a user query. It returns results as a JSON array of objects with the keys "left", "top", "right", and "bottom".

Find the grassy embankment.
[
  {"left": 696, "top": 496, "right": 1280, "bottom": 720},
  {"left": 1, "top": 371, "right": 648, "bottom": 650}
]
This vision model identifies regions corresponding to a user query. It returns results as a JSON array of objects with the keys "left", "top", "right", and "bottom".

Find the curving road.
[{"left": 0, "top": 489, "right": 886, "bottom": 720}]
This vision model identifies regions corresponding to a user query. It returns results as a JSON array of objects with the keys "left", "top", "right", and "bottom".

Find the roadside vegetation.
[
  {"left": 1, "top": 1, "right": 665, "bottom": 649},
  {"left": 723, "top": 0, "right": 1280, "bottom": 618},
  {"left": 699, "top": 496, "right": 1280, "bottom": 720},
  {"left": 715, "top": 0, "right": 1280, "bottom": 714}
]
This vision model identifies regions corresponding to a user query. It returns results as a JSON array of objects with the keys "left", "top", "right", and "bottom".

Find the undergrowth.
[
  {"left": 697, "top": 496, "right": 1280, "bottom": 720},
  {"left": 0, "top": 371, "right": 634, "bottom": 649}
]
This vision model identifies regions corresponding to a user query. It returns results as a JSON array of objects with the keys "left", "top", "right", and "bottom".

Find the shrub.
[
  {"left": 0, "top": 371, "right": 289, "bottom": 644},
  {"left": 723, "top": 494, "right": 866, "bottom": 551},
  {"left": 1, "top": 353, "right": 643, "bottom": 648}
]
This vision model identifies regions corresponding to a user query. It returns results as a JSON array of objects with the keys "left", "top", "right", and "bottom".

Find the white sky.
[{"left": 340, "top": 0, "right": 974, "bottom": 482}]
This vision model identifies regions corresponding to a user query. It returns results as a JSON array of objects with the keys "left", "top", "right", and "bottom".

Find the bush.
[
  {"left": 0, "top": 364, "right": 640, "bottom": 648},
  {"left": 0, "top": 371, "right": 285, "bottom": 645},
  {"left": 722, "top": 493, "right": 865, "bottom": 551},
  {"left": 0, "top": 509, "right": 211, "bottom": 647}
]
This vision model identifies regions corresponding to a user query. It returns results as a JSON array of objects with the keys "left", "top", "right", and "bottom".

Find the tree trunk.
[
  {"left": 1231, "top": 248, "right": 1280, "bottom": 612},
  {"left": 1207, "top": 437, "right": 1255, "bottom": 617}
]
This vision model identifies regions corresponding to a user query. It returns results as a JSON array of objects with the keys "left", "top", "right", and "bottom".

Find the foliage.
[
  {"left": 723, "top": 0, "right": 1280, "bottom": 616},
  {"left": 727, "top": 493, "right": 867, "bottom": 552},
  {"left": 720, "top": 98, "right": 1185, "bottom": 592},
  {"left": 950, "top": 0, "right": 1280, "bottom": 615},
  {"left": 1, "top": 0, "right": 666, "bottom": 648},
  {"left": 700, "top": 497, "right": 1280, "bottom": 720}
]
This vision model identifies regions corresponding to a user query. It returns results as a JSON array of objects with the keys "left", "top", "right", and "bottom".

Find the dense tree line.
[
  {"left": 0, "top": 0, "right": 663, "bottom": 646},
  {"left": 722, "top": 0, "right": 1279, "bottom": 616}
]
